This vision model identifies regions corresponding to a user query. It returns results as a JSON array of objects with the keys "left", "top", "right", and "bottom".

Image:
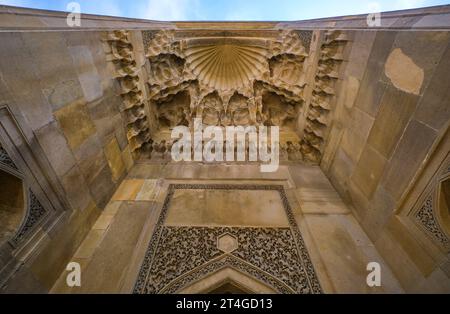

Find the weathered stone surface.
[
  {"left": 60, "top": 165, "right": 93, "bottom": 211},
  {"left": 382, "top": 120, "right": 437, "bottom": 201},
  {"left": 361, "top": 185, "right": 396, "bottom": 242},
  {"left": 166, "top": 189, "right": 289, "bottom": 227},
  {"left": 87, "top": 165, "right": 115, "bottom": 209},
  {"left": 367, "top": 86, "right": 419, "bottom": 158},
  {"left": 112, "top": 179, "right": 145, "bottom": 201},
  {"left": 29, "top": 202, "right": 100, "bottom": 290},
  {"left": 342, "top": 75, "right": 360, "bottom": 109},
  {"left": 74, "top": 135, "right": 107, "bottom": 184},
  {"left": 374, "top": 221, "right": 424, "bottom": 290},
  {"left": 34, "top": 121, "right": 76, "bottom": 178},
  {"left": 68, "top": 45, "right": 103, "bottom": 102},
  {"left": 21, "top": 32, "right": 84, "bottom": 112},
  {"left": 42, "top": 80, "right": 84, "bottom": 111},
  {"left": 295, "top": 187, "right": 350, "bottom": 215},
  {"left": 304, "top": 214, "right": 402, "bottom": 293},
  {"left": 135, "top": 179, "right": 158, "bottom": 201},
  {"left": 340, "top": 129, "right": 367, "bottom": 163},
  {"left": 384, "top": 217, "right": 436, "bottom": 277},
  {"left": 348, "top": 107, "right": 375, "bottom": 143},
  {"left": 0, "top": 33, "right": 54, "bottom": 130},
  {"left": 121, "top": 146, "right": 134, "bottom": 172},
  {"left": 115, "top": 118, "right": 129, "bottom": 151},
  {"left": 414, "top": 43, "right": 450, "bottom": 131},
  {"left": 86, "top": 93, "right": 121, "bottom": 144},
  {"left": 2, "top": 265, "right": 47, "bottom": 293},
  {"left": 92, "top": 213, "right": 116, "bottom": 230},
  {"left": 355, "top": 31, "right": 396, "bottom": 117},
  {"left": 69, "top": 202, "right": 151, "bottom": 293},
  {"left": 345, "top": 31, "right": 376, "bottom": 80},
  {"left": 74, "top": 229, "right": 105, "bottom": 259},
  {"left": 289, "top": 164, "right": 334, "bottom": 190},
  {"left": 104, "top": 137, "right": 126, "bottom": 183},
  {"left": 384, "top": 48, "right": 424, "bottom": 95},
  {"left": 384, "top": 31, "right": 450, "bottom": 96},
  {"left": 328, "top": 147, "right": 355, "bottom": 197},
  {"left": 351, "top": 145, "right": 387, "bottom": 201},
  {"left": 54, "top": 100, "right": 97, "bottom": 150},
  {"left": 127, "top": 163, "right": 165, "bottom": 179}
]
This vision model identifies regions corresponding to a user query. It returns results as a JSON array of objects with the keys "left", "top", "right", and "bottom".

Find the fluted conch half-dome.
[{"left": 184, "top": 43, "right": 268, "bottom": 91}]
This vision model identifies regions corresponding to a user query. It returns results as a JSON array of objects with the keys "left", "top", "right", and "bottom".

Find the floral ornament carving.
[
  {"left": 0, "top": 145, "right": 18, "bottom": 170},
  {"left": 133, "top": 184, "right": 322, "bottom": 294},
  {"left": 11, "top": 190, "right": 47, "bottom": 244},
  {"left": 415, "top": 194, "right": 450, "bottom": 249}
]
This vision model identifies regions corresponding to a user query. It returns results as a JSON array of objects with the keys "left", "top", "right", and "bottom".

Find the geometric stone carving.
[
  {"left": 217, "top": 233, "right": 239, "bottom": 253},
  {"left": 0, "top": 145, "right": 18, "bottom": 170},
  {"left": 133, "top": 184, "right": 322, "bottom": 294},
  {"left": 11, "top": 190, "right": 47, "bottom": 245},
  {"left": 415, "top": 193, "right": 450, "bottom": 249},
  {"left": 135, "top": 226, "right": 321, "bottom": 294}
]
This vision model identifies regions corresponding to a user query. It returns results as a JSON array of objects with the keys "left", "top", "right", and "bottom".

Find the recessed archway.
[
  {"left": 0, "top": 169, "right": 26, "bottom": 244},
  {"left": 177, "top": 267, "right": 278, "bottom": 294},
  {"left": 438, "top": 177, "right": 450, "bottom": 238}
]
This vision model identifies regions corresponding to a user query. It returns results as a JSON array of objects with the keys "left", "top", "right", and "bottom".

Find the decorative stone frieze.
[
  {"left": 105, "top": 30, "right": 152, "bottom": 158},
  {"left": 300, "top": 30, "right": 349, "bottom": 163}
]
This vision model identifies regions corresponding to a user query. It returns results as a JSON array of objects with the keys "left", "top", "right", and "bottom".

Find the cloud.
[
  {"left": 224, "top": 10, "right": 264, "bottom": 21},
  {"left": 0, "top": 0, "right": 32, "bottom": 7},
  {"left": 394, "top": 0, "right": 427, "bottom": 10},
  {"left": 82, "top": 0, "right": 123, "bottom": 17},
  {"left": 139, "top": 0, "right": 202, "bottom": 21}
]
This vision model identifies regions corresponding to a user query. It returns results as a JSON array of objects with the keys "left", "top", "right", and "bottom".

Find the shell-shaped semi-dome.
[{"left": 184, "top": 40, "right": 268, "bottom": 91}]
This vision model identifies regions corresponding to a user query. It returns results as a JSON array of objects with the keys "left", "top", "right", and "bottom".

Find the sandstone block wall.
[
  {"left": 322, "top": 30, "right": 450, "bottom": 292},
  {"left": 0, "top": 31, "right": 134, "bottom": 292}
]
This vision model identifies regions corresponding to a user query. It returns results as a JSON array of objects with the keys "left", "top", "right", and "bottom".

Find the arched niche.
[
  {"left": 0, "top": 141, "right": 47, "bottom": 247},
  {"left": 0, "top": 168, "right": 26, "bottom": 245},
  {"left": 176, "top": 267, "right": 278, "bottom": 294}
]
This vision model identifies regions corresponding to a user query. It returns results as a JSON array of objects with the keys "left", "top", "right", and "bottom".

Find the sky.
[{"left": 0, "top": 0, "right": 449, "bottom": 21}]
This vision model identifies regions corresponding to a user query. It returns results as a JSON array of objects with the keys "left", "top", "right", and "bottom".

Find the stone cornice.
[{"left": 1, "top": 4, "right": 450, "bottom": 32}]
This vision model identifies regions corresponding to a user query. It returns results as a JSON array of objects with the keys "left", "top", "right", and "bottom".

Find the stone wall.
[
  {"left": 322, "top": 30, "right": 450, "bottom": 292},
  {"left": 0, "top": 5, "right": 449, "bottom": 293},
  {"left": 0, "top": 31, "right": 134, "bottom": 292}
]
